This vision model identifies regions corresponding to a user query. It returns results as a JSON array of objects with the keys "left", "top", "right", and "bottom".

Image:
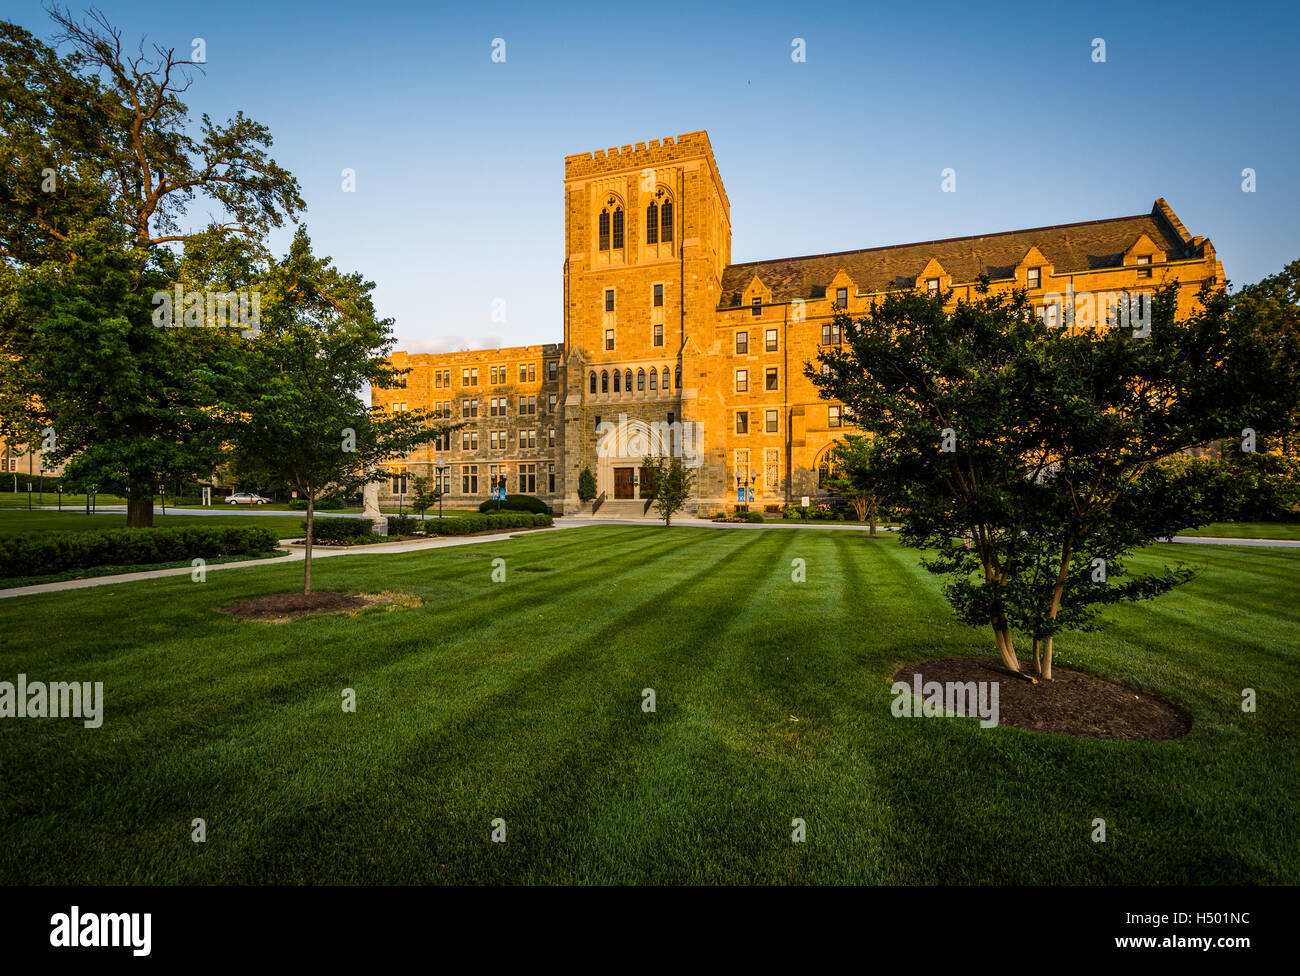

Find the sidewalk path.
[{"left": 1, "top": 521, "right": 1295, "bottom": 600}]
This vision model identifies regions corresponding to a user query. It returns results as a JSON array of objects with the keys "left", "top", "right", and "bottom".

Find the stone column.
[{"left": 362, "top": 481, "right": 387, "bottom": 535}]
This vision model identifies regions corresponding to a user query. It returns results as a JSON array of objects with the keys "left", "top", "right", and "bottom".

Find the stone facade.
[{"left": 375, "top": 130, "right": 1224, "bottom": 515}]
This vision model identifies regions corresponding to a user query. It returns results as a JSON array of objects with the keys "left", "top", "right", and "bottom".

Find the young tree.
[
  {"left": 0, "top": 10, "right": 303, "bottom": 526},
  {"left": 811, "top": 270, "right": 1300, "bottom": 679},
  {"left": 825, "top": 434, "right": 894, "bottom": 535},
  {"left": 641, "top": 455, "right": 695, "bottom": 526},
  {"left": 410, "top": 475, "right": 439, "bottom": 521},
  {"left": 231, "top": 228, "right": 457, "bottom": 593},
  {"left": 577, "top": 466, "right": 597, "bottom": 504}
]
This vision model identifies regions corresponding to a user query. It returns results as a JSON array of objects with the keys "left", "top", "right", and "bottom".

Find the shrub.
[
  {"left": 386, "top": 515, "right": 418, "bottom": 535},
  {"left": 305, "top": 518, "right": 374, "bottom": 543},
  {"left": 577, "top": 466, "right": 597, "bottom": 503},
  {"left": 0, "top": 525, "right": 279, "bottom": 579},
  {"left": 427, "top": 512, "right": 552, "bottom": 536},
  {"left": 477, "top": 494, "right": 548, "bottom": 515},
  {"left": 746, "top": 511, "right": 765, "bottom": 523}
]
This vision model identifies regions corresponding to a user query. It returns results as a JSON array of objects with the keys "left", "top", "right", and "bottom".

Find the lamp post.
[
  {"left": 436, "top": 456, "right": 445, "bottom": 521},
  {"left": 750, "top": 470, "right": 757, "bottom": 509}
]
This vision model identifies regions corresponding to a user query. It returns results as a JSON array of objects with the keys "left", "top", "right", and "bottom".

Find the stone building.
[{"left": 374, "top": 130, "right": 1224, "bottom": 515}]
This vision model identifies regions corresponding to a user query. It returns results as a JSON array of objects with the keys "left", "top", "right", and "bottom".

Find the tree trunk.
[
  {"left": 993, "top": 624, "right": 1021, "bottom": 673},
  {"left": 304, "top": 492, "right": 314, "bottom": 595},
  {"left": 126, "top": 495, "right": 154, "bottom": 527},
  {"left": 1041, "top": 539, "right": 1074, "bottom": 681}
]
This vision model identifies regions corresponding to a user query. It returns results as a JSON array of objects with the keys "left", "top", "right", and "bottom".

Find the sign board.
[{"left": 801, "top": 496, "right": 810, "bottom": 507}]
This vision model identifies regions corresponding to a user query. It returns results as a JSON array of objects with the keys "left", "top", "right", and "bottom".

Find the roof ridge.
[{"left": 724, "top": 212, "right": 1153, "bottom": 272}]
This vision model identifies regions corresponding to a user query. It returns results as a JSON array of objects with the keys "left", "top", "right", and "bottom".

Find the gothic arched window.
[
  {"left": 637, "top": 369, "right": 645, "bottom": 392},
  {"left": 598, "top": 210, "right": 610, "bottom": 252},
  {"left": 660, "top": 199, "right": 673, "bottom": 243},
  {"left": 601, "top": 371, "right": 609, "bottom": 394},
  {"left": 649, "top": 368, "right": 658, "bottom": 391},
  {"left": 611, "top": 207, "right": 624, "bottom": 250},
  {"left": 624, "top": 370, "right": 632, "bottom": 393},
  {"left": 613, "top": 370, "right": 621, "bottom": 393},
  {"left": 675, "top": 366, "right": 682, "bottom": 389},
  {"left": 661, "top": 367, "right": 670, "bottom": 390},
  {"left": 590, "top": 372, "right": 597, "bottom": 395},
  {"left": 646, "top": 201, "right": 659, "bottom": 245}
]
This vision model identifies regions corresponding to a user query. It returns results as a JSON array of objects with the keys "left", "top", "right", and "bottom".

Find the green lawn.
[
  {"left": 0, "top": 526, "right": 1295, "bottom": 884},
  {"left": 0, "top": 510, "right": 311, "bottom": 539},
  {"left": 1177, "top": 521, "right": 1300, "bottom": 540}
]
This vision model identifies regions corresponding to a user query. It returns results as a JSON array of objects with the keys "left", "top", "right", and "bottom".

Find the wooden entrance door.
[{"left": 614, "top": 467, "right": 635, "bottom": 499}]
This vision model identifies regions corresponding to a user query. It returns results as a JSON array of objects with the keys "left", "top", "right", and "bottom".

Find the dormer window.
[
  {"left": 1027, "top": 267, "right": 1041, "bottom": 288},
  {"left": 1136, "top": 255, "right": 1152, "bottom": 278},
  {"left": 835, "top": 287, "right": 848, "bottom": 309},
  {"left": 751, "top": 296, "right": 762, "bottom": 316},
  {"left": 927, "top": 278, "right": 940, "bottom": 296}
]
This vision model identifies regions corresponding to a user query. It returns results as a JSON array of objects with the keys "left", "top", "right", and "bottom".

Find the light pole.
[{"left": 436, "top": 456, "right": 445, "bottom": 521}]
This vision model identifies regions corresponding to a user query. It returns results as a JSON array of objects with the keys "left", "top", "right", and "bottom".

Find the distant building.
[{"left": 375, "top": 130, "right": 1223, "bottom": 515}]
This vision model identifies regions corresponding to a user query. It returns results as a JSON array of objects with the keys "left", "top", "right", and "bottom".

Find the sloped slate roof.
[{"left": 719, "top": 201, "right": 1198, "bottom": 308}]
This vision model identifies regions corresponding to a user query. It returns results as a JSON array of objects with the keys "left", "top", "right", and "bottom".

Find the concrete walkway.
[{"left": 2, "top": 519, "right": 1295, "bottom": 600}]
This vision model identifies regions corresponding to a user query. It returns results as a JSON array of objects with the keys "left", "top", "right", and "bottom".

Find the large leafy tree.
[
  {"left": 810, "top": 269, "right": 1300, "bottom": 680},
  {"left": 641, "top": 455, "right": 695, "bottom": 526},
  {"left": 0, "top": 9, "right": 303, "bottom": 525},
  {"left": 232, "top": 228, "right": 457, "bottom": 594}
]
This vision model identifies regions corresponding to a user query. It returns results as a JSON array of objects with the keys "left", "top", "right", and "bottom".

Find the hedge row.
[
  {"left": 477, "top": 494, "right": 550, "bottom": 515},
  {"left": 0, "top": 525, "right": 280, "bottom": 579},
  {"left": 304, "top": 518, "right": 374, "bottom": 543},
  {"left": 430, "top": 512, "right": 553, "bottom": 535}
]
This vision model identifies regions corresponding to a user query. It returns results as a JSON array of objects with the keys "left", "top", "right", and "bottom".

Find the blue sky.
[{"left": 12, "top": 0, "right": 1299, "bottom": 351}]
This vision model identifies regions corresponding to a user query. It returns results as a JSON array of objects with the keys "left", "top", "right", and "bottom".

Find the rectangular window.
[
  {"left": 461, "top": 398, "right": 470, "bottom": 417},
  {"left": 836, "top": 287, "right": 847, "bottom": 309},
  {"left": 605, "top": 289, "right": 615, "bottom": 312},
  {"left": 764, "top": 448, "right": 779, "bottom": 495},
  {"left": 462, "top": 465, "right": 478, "bottom": 494},
  {"left": 765, "top": 367, "right": 778, "bottom": 391},
  {"left": 735, "top": 411, "right": 748, "bottom": 434},
  {"left": 765, "top": 409, "right": 778, "bottom": 433},
  {"left": 528, "top": 396, "right": 537, "bottom": 414},
  {"left": 525, "top": 429, "right": 536, "bottom": 448},
  {"left": 547, "top": 360, "right": 557, "bottom": 381},
  {"left": 520, "top": 364, "right": 527, "bottom": 383},
  {"left": 490, "top": 366, "right": 498, "bottom": 384},
  {"left": 548, "top": 463, "right": 556, "bottom": 493},
  {"left": 927, "top": 278, "right": 940, "bottom": 296},
  {"left": 548, "top": 428, "right": 556, "bottom": 447},
  {"left": 735, "top": 369, "right": 748, "bottom": 393},
  {"left": 751, "top": 296, "right": 762, "bottom": 316},
  {"left": 528, "top": 363, "right": 535, "bottom": 382},
  {"left": 822, "top": 322, "right": 841, "bottom": 345},
  {"left": 735, "top": 332, "right": 748, "bottom": 354},
  {"left": 605, "top": 329, "right": 614, "bottom": 351},
  {"left": 392, "top": 473, "right": 407, "bottom": 495},
  {"left": 653, "top": 322, "right": 663, "bottom": 347},
  {"left": 653, "top": 284, "right": 663, "bottom": 307},
  {"left": 470, "top": 399, "right": 478, "bottom": 417},
  {"left": 548, "top": 394, "right": 557, "bottom": 413},
  {"left": 829, "top": 405, "right": 841, "bottom": 428},
  {"left": 519, "top": 463, "right": 536, "bottom": 494},
  {"left": 519, "top": 395, "right": 527, "bottom": 414},
  {"left": 462, "top": 368, "right": 470, "bottom": 386},
  {"left": 765, "top": 329, "right": 778, "bottom": 352},
  {"left": 1027, "top": 267, "right": 1041, "bottom": 288},
  {"left": 435, "top": 371, "right": 442, "bottom": 389},
  {"left": 1136, "top": 255, "right": 1152, "bottom": 278}
]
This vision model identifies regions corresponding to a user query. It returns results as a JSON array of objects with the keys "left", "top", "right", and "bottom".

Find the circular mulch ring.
[
  {"left": 223, "top": 591, "right": 374, "bottom": 623},
  {"left": 890, "top": 657, "right": 1191, "bottom": 740}
]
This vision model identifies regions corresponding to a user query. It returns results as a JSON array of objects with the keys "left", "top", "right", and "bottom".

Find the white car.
[{"left": 226, "top": 492, "right": 270, "bottom": 505}]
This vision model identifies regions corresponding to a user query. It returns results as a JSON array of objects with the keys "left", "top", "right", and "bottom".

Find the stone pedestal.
[{"left": 362, "top": 482, "right": 387, "bottom": 535}]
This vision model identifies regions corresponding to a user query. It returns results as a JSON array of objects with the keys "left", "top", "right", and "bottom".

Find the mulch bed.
[
  {"left": 223, "top": 591, "right": 375, "bottom": 622},
  {"left": 891, "top": 657, "right": 1191, "bottom": 740}
]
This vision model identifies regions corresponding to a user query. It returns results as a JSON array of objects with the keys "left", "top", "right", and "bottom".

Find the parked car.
[{"left": 226, "top": 492, "right": 270, "bottom": 505}]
